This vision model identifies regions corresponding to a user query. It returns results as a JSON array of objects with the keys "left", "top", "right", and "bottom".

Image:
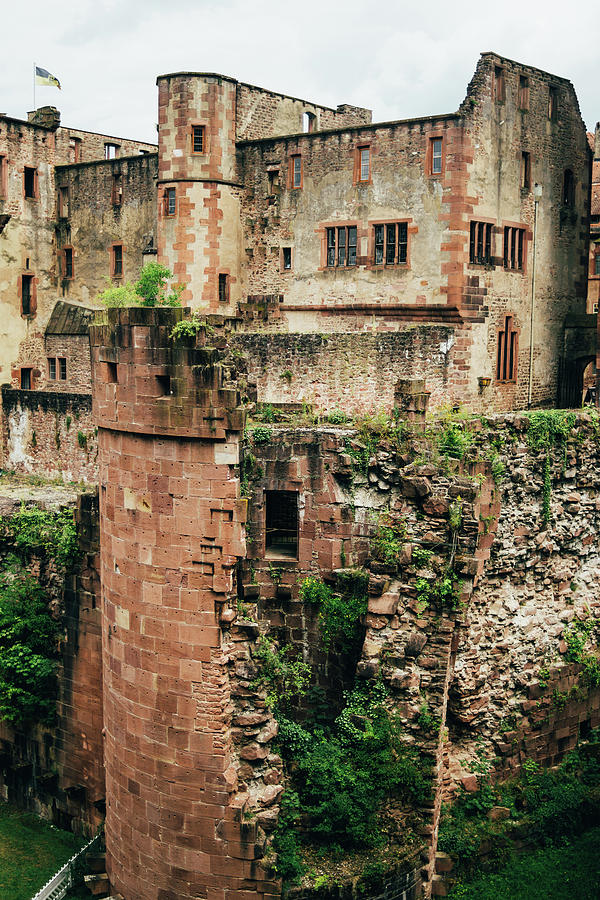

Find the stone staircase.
[{"left": 82, "top": 851, "right": 123, "bottom": 900}]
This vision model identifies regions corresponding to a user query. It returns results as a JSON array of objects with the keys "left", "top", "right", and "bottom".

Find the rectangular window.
[
  {"left": 64, "top": 247, "right": 73, "bottom": 279},
  {"left": 112, "top": 245, "right": 123, "bottom": 278},
  {"left": 358, "top": 146, "right": 370, "bottom": 182},
  {"left": 431, "top": 138, "right": 442, "bottom": 175},
  {"left": 503, "top": 227, "right": 525, "bottom": 271},
  {"left": 520, "top": 151, "right": 531, "bottom": 190},
  {"left": 268, "top": 170, "right": 280, "bottom": 194},
  {"left": 48, "top": 357, "right": 56, "bottom": 380},
  {"left": 0, "top": 156, "right": 6, "bottom": 197},
  {"left": 595, "top": 255, "right": 600, "bottom": 276},
  {"left": 69, "top": 137, "right": 81, "bottom": 163},
  {"left": 291, "top": 155, "right": 302, "bottom": 189},
  {"left": 218, "top": 273, "right": 229, "bottom": 302},
  {"left": 192, "top": 125, "right": 205, "bottom": 153},
  {"left": 497, "top": 315, "right": 518, "bottom": 382},
  {"left": 265, "top": 490, "right": 298, "bottom": 559},
  {"left": 518, "top": 75, "right": 529, "bottom": 110},
  {"left": 373, "top": 222, "right": 408, "bottom": 266},
  {"left": 548, "top": 86, "right": 558, "bottom": 121},
  {"left": 59, "top": 357, "right": 67, "bottom": 380},
  {"left": 112, "top": 174, "right": 123, "bottom": 206},
  {"left": 282, "top": 247, "right": 292, "bottom": 270},
  {"left": 469, "top": 221, "right": 492, "bottom": 265},
  {"left": 326, "top": 226, "right": 358, "bottom": 267},
  {"left": 21, "top": 274, "right": 34, "bottom": 315},
  {"left": 24, "top": 167, "right": 37, "bottom": 199},
  {"left": 164, "top": 187, "right": 176, "bottom": 216},
  {"left": 20, "top": 368, "right": 32, "bottom": 391},
  {"left": 59, "top": 185, "right": 69, "bottom": 217},
  {"left": 104, "top": 143, "right": 119, "bottom": 160},
  {"left": 494, "top": 66, "right": 505, "bottom": 102}
]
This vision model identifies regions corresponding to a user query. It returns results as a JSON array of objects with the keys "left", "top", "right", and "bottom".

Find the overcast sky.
[{"left": 3, "top": 0, "right": 598, "bottom": 144}]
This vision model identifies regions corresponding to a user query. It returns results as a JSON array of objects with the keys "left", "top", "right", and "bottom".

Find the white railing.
[{"left": 30, "top": 832, "right": 101, "bottom": 900}]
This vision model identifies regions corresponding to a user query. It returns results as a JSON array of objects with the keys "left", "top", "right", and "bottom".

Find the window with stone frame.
[
  {"left": 430, "top": 137, "right": 443, "bottom": 175},
  {"left": 21, "top": 274, "right": 34, "bottom": 315},
  {"left": 112, "top": 173, "right": 123, "bottom": 206},
  {"left": 326, "top": 225, "right": 358, "bottom": 267},
  {"left": 518, "top": 75, "right": 530, "bottom": 110},
  {"left": 218, "top": 273, "right": 229, "bottom": 302},
  {"left": 111, "top": 244, "right": 123, "bottom": 278},
  {"left": 494, "top": 66, "right": 506, "bottom": 102},
  {"left": 496, "top": 315, "right": 518, "bottom": 382},
  {"left": 47, "top": 357, "right": 56, "bottom": 380},
  {"left": 290, "top": 155, "right": 302, "bottom": 189},
  {"left": 469, "top": 221, "right": 492, "bottom": 265},
  {"left": 192, "top": 125, "right": 205, "bottom": 153},
  {"left": 104, "top": 143, "right": 119, "bottom": 160},
  {"left": 503, "top": 226, "right": 525, "bottom": 271},
  {"left": 164, "top": 187, "right": 176, "bottom": 216},
  {"left": 520, "top": 152, "right": 531, "bottom": 190},
  {"left": 24, "top": 167, "right": 37, "bottom": 199},
  {"left": 63, "top": 247, "right": 73, "bottom": 279},
  {"left": 265, "top": 490, "right": 298, "bottom": 558},
  {"left": 548, "top": 85, "right": 559, "bottom": 121},
  {"left": 373, "top": 222, "right": 408, "bottom": 266},
  {"left": 20, "top": 368, "right": 32, "bottom": 390}
]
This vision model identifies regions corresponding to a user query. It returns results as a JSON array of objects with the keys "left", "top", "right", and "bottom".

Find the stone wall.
[
  {"left": 0, "top": 490, "right": 104, "bottom": 835},
  {"left": 1, "top": 386, "right": 97, "bottom": 483}
]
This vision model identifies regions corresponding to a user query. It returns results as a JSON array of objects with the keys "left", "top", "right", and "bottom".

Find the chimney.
[
  {"left": 27, "top": 106, "right": 61, "bottom": 131},
  {"left": 595, "top": 122, "right": 600, "bottom": 161}
]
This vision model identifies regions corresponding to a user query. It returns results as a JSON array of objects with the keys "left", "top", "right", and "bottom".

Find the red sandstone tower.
[
  {"left": 156, "top": 74, "right": 241, "bottom": 315},
  {"left": 90, "top": 308, "right": 274, "bottom": 900}
]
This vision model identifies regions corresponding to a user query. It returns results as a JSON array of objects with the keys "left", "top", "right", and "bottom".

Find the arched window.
[
  {"left": 302, "top": 112, "right": 315, "bottom": 133},
  {"left": 563, "top": 169, "right": 575, "bottom": 206}
]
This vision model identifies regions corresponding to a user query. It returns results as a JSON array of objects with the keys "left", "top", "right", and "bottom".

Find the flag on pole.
[{"left": 35, "top": 67, "right": 61, "bottom": 89}]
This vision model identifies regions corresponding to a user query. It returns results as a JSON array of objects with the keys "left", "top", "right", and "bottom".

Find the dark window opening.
[
  {"left": 268, "top": 170, "right": 280, "bottom": 194},
  {"left": 497, "top": 315, "right": 518, "bottom": 382},
  {"left": 374, "top": 222, "right": 408, "bottom": 266},
  {"left": 595, "top": 254, "right": 600, "bottom": 276},
  {"left": 59, "top": 186, "right": 69, "bottom": 217},
  {"left": 105, "top": 361, "right": 118, "bottom": 383},
  {"left": 469, "top": 221, "right": 492, "bottom": 265},
  {"left": 24, "top": 167, "right": 36, "bottom": 198},
  {"left": 521, "top": 151, "right": 531, "bottom": 190},
  {"left": 192, "top": 125, "right": 205, "bottom": 153},
  {"left": 265, "top": 490, "right": 298, "bottom": 558},
  {"left": 580, "top": 719, "right": 591, "bottom": 740},
  {"left": 112, "top": 174, "right": 123, "bottom": 206},
  {"left": 326, "top": 226, "right": 357, "bottom": 267},
  {"left": 282, "top": 247, "right": 292, "bottom": 270},
  {"left": 494, "top": 66, "right": 505, "bottom": 102},
  {"left": 291, "top": 155, "right": 302, "bottom": 189},
  {"left": 518, "top": 75, "right": 529, "bottom": 110},
  {"left": 218, "top": 273, "right": 229, "bottom": 302},
  {"left": 64, "top": 247, "right": 73, "bottom": 279},
  {"left": 503, "top": 227, "right": 525, "bottom": 271},
  {"left": 59, "top": 357, "right": 67, "bottom": 380},
  {"left": 20, "top": 368, "right": 32, "bottom": 391},
  {"left": 548, "top": 86, "right": 558, "bottom": 121},
  {"left": 48, "top": 357, "right": 56, "bottom": 380},
  {"left": 21, "top": 274, "right": 34, "bottom": 315},
  {"left": 563, "top": 169, "right": 575, "bottom": 206},
  {"left": 156, "top": 374, "right": 171, "bottom": 395},
  {"left": 112, "top": 245, "right": 123, "bottom": 278}
]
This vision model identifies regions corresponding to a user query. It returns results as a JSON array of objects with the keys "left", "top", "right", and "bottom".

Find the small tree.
[{"left": 98, "top": 262, "right": 183, "bottom": 308}]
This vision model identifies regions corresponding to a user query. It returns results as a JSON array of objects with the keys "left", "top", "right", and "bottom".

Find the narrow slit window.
[
  {"left": 48, "top": 357, "right": 56, "bottom": 380},
  {"left": 59, "top": 186, "right": 69, "bottom": 217},
  {"left": 24, "top": 167, "right": 37, "bottom": 199},
  {"left": 64, "top": 247, "right": 73, "bottom": 279},
  {"left": 548, "top": 86, "right": 558, "bottom": 121},
  {"left": 265, "top": 490, "right": 298, "bottom": 558},
  {"left": 358, "top": 146, "right": 370, "bottom": 182},
  {"left": 563, "top": 169, "right": 575, "bottom": 206},
  {"left": 218, "top": 273, "right": 229, "bottom": 302},
  {"left": 112, "top": 174, "right": 123, "bottom": 206},
  {"left": 112, "top": 245, "right": 123, "bottom": 278},
  {"left": 268, "top": 170, "right": 280, "bottom": 194},
  {"left": 282, "top": 247, "right": 292, "bottom": 270},
  {"left": 521, "top": 152, "right": 531, "bottom": 190},
  {"left": 518, "top": 75, "right": 529, "bottom": 110},
  {"left": 496, "top": 316, "right": 518, "bottom": 382},
  {"left": 494, "top": 66, "right": 505, "bottom": 103},
  {"left": 21, "top": 274, "right": 34, "bottom": 315},
  {"left": 469, "top": 222, "right": 492, "bottom": 265},
  {"left": 431, "top": 138, "right": 443, "bottom": 174},
  {"left": 59, "top": 357, "right": 67, "bottom": 380},
  {"left": 164, "top": 187, "right": 176, "bottom": 216},
  {"left": 291, "top": 155, "right": 302, "bottom": 189},
  {"left": 20, "top": 368, "right": 32, "bottom": 391}
]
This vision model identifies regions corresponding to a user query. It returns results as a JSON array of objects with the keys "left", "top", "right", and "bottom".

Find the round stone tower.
[{"left": 90, "top": 308, "right": 273, "bottom": 900}]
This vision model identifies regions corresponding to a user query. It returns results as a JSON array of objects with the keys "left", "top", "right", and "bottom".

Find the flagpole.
[{"left": 33, "top": 62, "right": 35, "bottom": 111}]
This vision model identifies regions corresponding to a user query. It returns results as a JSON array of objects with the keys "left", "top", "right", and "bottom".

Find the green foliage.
[
  {"left": 77, "top": 431, "right": 87, "bottom": 450},
  {"left": 438, "top": 421, "right": 473, "bottom": 460},
  {"left": 488, "top": 453, "right": 505, "bottom": 484},
  {"left": 299, "top": 573, "right": 368, "bottom": 651},
  {"left": 417, "top": 701, "right": 440, "bottom": 735},
  {"left": 449, "top": 498, "right": 463, "bottom": 532},
  {"left": 416, "top": 573, "right": 462, "bottom": 611},
  {"left": 525, "top": 410, "right": 576, "bottom": 452},
  {"left": 286, "top": 681, "right": 431, "bottom": 849},
  {"left": 169, "top": 314, "right": 213, "bottom": 341},
  {"left": 252, "top": 636, "right": 311, "bottom": 711},
  {"left": 562, "top": 617, "right": 600, "bottom": 686},
  {"left": 412, "top": 546, "right": 433, "bottom": 567},
  {"left": 240, "top": 451, "right": 263, "bottom": 499},
  {"left": 0, "top": 571, "right": 61, "bottom": 727},
  {"left": 271, "top": 790, "right": 304, "bottom": 886},
  {"left": 250, "top": 425, "right": 272, "bottom": 445},
  {"left": 65, "top": 415, "right": 72, "bottom": 431},
  {"left": 326, "top": 409, "right": 350, "bottom": 425},
  {"left": 98, "top": 262, "right": 183, "bottom": 308},
  {"left": 0, "top": 505, "right": 79, "bottom": 571},
  {"left": 370, "top": 515, "right": 406, "bottom": 567}
]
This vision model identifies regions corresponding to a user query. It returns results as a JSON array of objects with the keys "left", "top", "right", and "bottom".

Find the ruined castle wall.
[
  {"left": 0, "top": 491, "right": 104, "bottom": 835},
  {"left": 231, "top": 327, "right": 460, "bottom": 415},
  {"left": 460, "top": 53, "right": 590, "bottom": 410},
  {"left": 55, "top": 154, "right": 158, "bottom": 307},
  {"left": 1, "top": 386, "right": 97, "bottom": 483}
]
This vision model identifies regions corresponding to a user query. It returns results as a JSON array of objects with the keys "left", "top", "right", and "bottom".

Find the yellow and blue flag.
[{"left": 35, "top": 67, "right": 61, "bottom": 89}]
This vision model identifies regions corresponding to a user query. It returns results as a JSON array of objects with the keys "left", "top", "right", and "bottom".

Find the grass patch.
[
  {"left": 449, "top": 826, "right": 600, "bottom": 899},
  {"left": 0, "top": 802, "right": 84, "bottom": 900}
]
